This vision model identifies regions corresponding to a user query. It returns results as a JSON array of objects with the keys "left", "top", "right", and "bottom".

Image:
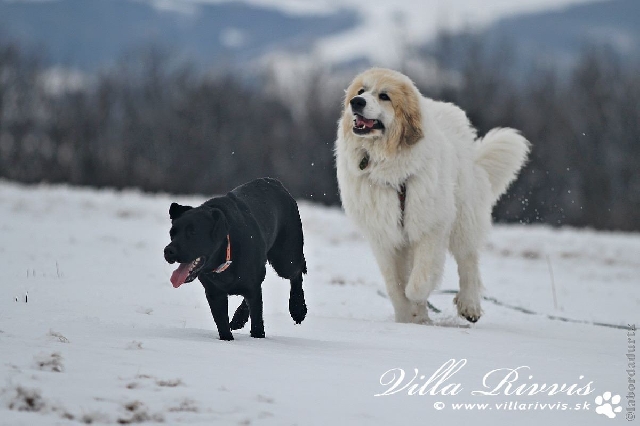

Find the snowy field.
[{"left": 0, "top": 181, "right": 637, "bottom": 425}]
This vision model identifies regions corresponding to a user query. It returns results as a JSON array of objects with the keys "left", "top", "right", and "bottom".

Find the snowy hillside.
[
  {"left": 0, "top": 0, "right": 614, "bottom": 70},
  {"left": 0, "top": 182, "right": 637, "bottom": 425}
]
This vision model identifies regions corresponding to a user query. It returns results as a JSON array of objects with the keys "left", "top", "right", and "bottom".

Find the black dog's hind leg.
[
  {"left": 204, "top": 287, "right": 233, "bottom": 341},
  {"left": 265, "top": 209, "right": 307, "bottom": 325},
  {"left": 230, "top": 299, "right": 250, "bottom": 330},
  {"left": 246, "top": 290, "right": 265, "bottom": 338},
  {"left": 289, "top": 273, "right": 307, "bottom": 324}
]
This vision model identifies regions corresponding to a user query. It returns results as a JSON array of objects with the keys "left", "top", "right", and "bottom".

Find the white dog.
[{"left": 335, "top": 68, "right": 530, "bottom": 324}]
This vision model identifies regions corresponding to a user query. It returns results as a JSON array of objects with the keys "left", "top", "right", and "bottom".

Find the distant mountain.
[
  {"left": 0, "top": 0, "right": 357, "bottom": 70},
  {"left": 0, "top": 0, "right": 637, "bottom": 73},
  {"left": 430, "top": 0, "right": 640, "bottom": 73}
]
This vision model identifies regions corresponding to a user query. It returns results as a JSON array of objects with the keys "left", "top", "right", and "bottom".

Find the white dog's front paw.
[
  {"left": 410, "top": 303, "right": 432, "bottom": 324},
  {"left": 394, "top": 303, "right": 431, "bottom": 324},
  {"left": 454, "top": 293, "right": 483, "bottom": 323},
  {"left": 406, "top": 313, "right": 432, "bottom": 325}
]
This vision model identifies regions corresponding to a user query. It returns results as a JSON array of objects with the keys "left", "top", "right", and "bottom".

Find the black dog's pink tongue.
[
  {"left": 356, "top": 115, "right": 376, "bottom": 128},
  {"left": 170, "top": 263, "right": 191, "bottom": 288}
]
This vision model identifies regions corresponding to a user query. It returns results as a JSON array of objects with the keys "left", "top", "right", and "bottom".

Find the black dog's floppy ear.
[
  {"left": 210, "top": 208, "right": 230, "bottom": 238},
  {"left": 169, "top": 203, "right": 193, "bottom": 220}
]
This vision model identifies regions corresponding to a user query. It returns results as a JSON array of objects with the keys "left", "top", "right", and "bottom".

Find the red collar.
[{"left": 213, "top": 234, "right": 232, "bottom": 273}]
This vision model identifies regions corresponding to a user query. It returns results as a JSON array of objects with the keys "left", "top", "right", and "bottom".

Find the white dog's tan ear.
[
  {"left": 387, "top": 85, "right": 423, "bottom": 152},
  {"left": 398, "top": 90, "right": 423, "bottom": 147}
]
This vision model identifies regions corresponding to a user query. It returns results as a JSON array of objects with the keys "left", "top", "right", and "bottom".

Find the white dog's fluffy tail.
[{"left": 474, "top": 128, "right": 531, "bottom": 204}]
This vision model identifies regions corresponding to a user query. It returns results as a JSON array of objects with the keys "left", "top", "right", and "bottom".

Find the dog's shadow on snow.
[
  {"left": 147, "top": 327, "right": 221, "bottom": 342},
  {"left": 139, "top": 327, "right": 361, "bottom": 350}
]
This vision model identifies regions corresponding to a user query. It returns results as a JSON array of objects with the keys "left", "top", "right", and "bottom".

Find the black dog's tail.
[{"left": 266, "top": 182, "right": 307, "bottom": 281}]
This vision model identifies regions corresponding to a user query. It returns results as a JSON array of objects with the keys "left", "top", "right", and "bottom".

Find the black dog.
[{"left": 164, "top": 178, "right": 307, "bottom": 340}]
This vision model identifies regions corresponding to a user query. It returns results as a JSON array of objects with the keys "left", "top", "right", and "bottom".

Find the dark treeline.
[
  {"left": 426, "top": 34, "right": 640, "bottom": 231},
  {"left": 0, "top": 45, "right": 339, "bottom": 204},
  {"left": 0, "top": 37, "right": 638, "bottom": 230}
]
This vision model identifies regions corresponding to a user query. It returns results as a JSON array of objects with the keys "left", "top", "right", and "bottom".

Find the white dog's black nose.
[{"left": 350, "top": 96, "right": 366, "bottom": 111}]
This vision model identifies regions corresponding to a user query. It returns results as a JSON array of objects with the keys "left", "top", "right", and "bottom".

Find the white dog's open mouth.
[{"left": 353, "top": 114, "right": 384, "bottom": 135}]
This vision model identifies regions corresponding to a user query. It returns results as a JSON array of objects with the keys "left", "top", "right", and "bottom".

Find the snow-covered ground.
[{"left": 0, "top": 181, "right": 637, "bottom": 425}]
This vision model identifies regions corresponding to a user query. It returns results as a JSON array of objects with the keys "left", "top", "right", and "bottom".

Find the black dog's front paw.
[
  {"left": 250, "top": 330, "right": 265, "bottom": 338},
  {"left": 230, "top": 300, "right": 250, "bottom": 330},
  {"left": 229, "top": 318, "right": 247, "bottom": 331},
  {"left": 289, "top": 297, "right": 307, "bottom": 324},
  {"left": 219, "top": 333, "right": 234, "bottom": 341}
]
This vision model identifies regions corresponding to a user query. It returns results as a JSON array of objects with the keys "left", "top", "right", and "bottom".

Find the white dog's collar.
[
  {"left": 359, "top": 152, "right": 370, "bottom": 170},
  {"left": 398, "top": 183, "right": 407, "bottom": 227}
]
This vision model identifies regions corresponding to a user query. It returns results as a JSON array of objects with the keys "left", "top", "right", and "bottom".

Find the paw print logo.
[{"left": 594, "top": 392, "right": 622, "bottom": 419}]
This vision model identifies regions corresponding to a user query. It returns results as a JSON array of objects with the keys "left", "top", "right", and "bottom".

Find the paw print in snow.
[{"left": 594, "top": 392, "right": 622, "bottom": 419}]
